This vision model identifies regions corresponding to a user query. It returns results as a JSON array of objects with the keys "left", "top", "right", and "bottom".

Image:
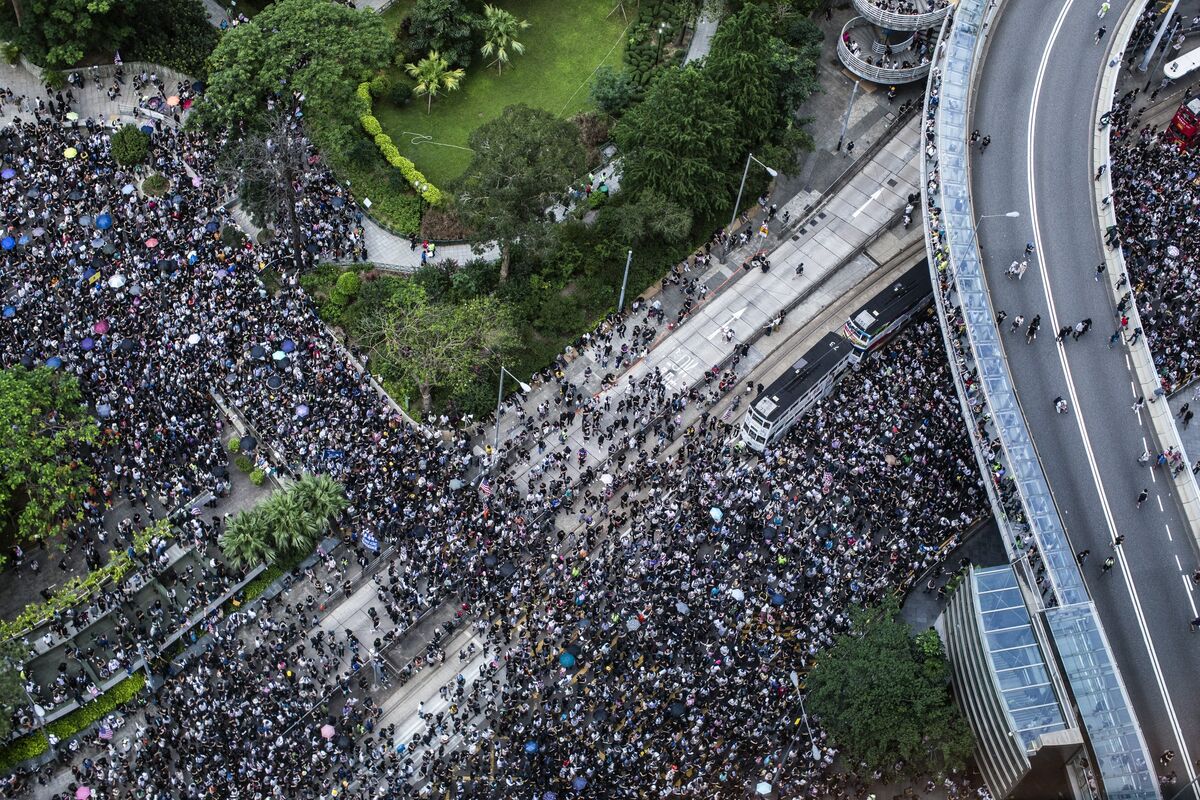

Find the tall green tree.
[
  {"left": 291, "top": 473, "right": 348, "bottom": 523},
  {"left": 404, "top": 50, "right": 467, "bottom": 113},
  {"left": 360, "top": 296, "right": 519, "bottom": 415},
  {"left": 109, "top": 124, "right": 149, "bottom": 167},
  {"left": 0, "top": 0, "right": 133, "bottom": 67},
  {"left": 197, "top": 0, "right": 391, "bottom": 133},
  {"left": 702, "top": 2, "right": 779, "bottom": 152},
  {"left": 218, "top": 507, "right": 272, "bottom": 570},
  {"left": 405, "top": 0, "right": 478, "bottom": 68},
  {"left": 806, "top": 600, "right": 975, "bottom": 779},
  {"left": 455, "top": 104, "right": 585, "bottom": 281},
  {"left": 0, "top": 368, "right": 98, "bottom": 548},
  {"left": 478, "top": 3, "right": 529, "bottom": 74},
  {"left": 613, "top": 65, "right": 737, "bottom": 216}
]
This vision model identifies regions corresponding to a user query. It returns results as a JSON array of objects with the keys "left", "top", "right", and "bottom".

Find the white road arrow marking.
[
  {"left": 705, "top": 307, "right": 748, "bottom": 340},
  {"left": 852, "top": 187, "right": 883, "bottom": 219}
]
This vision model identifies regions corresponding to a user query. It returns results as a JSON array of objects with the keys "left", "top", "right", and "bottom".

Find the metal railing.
[
  {"left": 851, "top": 0, "right": 951, "bottom": 31},
  {"left": 838, "top": 18, "right": 933, "bottom": 83}
]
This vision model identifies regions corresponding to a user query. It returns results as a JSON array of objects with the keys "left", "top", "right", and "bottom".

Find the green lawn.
[{"left": 373, "top": 0, "right": 628, "bottom": 188}]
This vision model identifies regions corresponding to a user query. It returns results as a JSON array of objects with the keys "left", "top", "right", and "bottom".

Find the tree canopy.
[
  {"left": 219, "top": 473, "right": 347, "bottom": 569},
  {"left": 405, "top": 0, "right": 478, "bottom": 68},
  {"left": 613, "top": 65, "right": 737, "bottom": 216},
  {"left": 703, "top": 3, "right": 779, "bottom": 151},
  {"left": 478, "top": 4, "right": 530, "bottom": 74},
  {"left": 0, "top": 367, "right": 99, "bottom": 548},
  {"left": 806, "top": 600, "right": 975, "bottom": 779},
  {"left": 197, "top": 0, "right": 392, "bottom": 133},
  {"left": 456, "top": 104, "right": 585, "bottom": 280},
  {"left": 0, "top": 641, "right": 26, "bottom": 741},
  {"left": 360, "top": 295, "right": 519, "bottom": 415},
  {"left": 109, "top": 124, "right": 149, "bottom": 167}
]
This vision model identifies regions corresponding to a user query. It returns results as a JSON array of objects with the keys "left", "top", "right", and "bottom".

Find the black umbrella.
[
  {"left": 668, "top": 702, "right": 686, "bottom": 718},
  {"left": 68, "top": 190, "right": 83, "bottom": 200},
  {"left": 592, "top": 709, "right": 608, "bottom": 723},
  {"left": 484, "top": 555, "right": 498, "bottom": 567},
  {"left": 159, "top": 258, "right": 178, "bottom": 274},
  {"left": 267, "top": 375, "right": 283, "bottom": 389},
  {"left": 118, "top": 338, "right": 136, "bottom": 353},
  {"left": 250, "top": 345, "right": 266, "bottom": 359},
  {"left": 499, "top": 562, "right": 516, "bottom": 579},
  {"left": 239, "top": 435, "right": 258, "bottom": 452},
  {"left": 212, "top": 464, "right": 229, "bottom": 478}
]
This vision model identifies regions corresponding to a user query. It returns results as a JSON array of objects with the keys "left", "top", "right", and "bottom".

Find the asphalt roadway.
[{"left": 970, "top": 0, "right": 1200, "bottom": 792}]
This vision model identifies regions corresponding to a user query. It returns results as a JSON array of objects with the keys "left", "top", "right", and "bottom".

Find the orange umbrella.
[{"left": 166, "top": 96, "right": 180, "bottom": 107}]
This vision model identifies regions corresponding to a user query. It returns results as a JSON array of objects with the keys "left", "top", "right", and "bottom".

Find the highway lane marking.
[
  {"left": 1176, "top": 554, "right": 1183, "bottom": 571},
  {"left": 1166, "top": 523, "right": 1173, "bottom": 542},
  {"left": 1027, "top": 0, "right": 1196, "bottom": 779},
  {"left": 1158, "top": 495, "right": 1164, "bottom": 512},
  {"left": 1184, "top": 576, "right": 1199, "bottom": 618},
  {"left": 851, "top": 188, "right": 883, "bottom": 219}
]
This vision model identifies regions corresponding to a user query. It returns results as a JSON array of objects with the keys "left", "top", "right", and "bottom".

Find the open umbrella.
[
  {"left": 710, "top": 507, "right": 723, "bottom": 522},
  {"left": 250, "top": 344, "right": 266, "bottom": 359},
  {"left": 280, "top": 338, "right": 296, "bottom": 353},
  {"left": 140, "top": 124, "right": 154, "bottom": 135},
  {"left": 267, "top": 375, "right": 283, "bottom": 389},
  {"left": 78, "top": 214, "right": 92, "bottom": 227},
  {"left": 239, "top": 435, "right": 258, "bottom": 452},
  {"left": 600, "top": 473, "right": 613, "bottom": 485},
  {"left": 212, "top": 464, "right": 229, "bottom": 478},
  {"left": 75, "top": 787, "right": 91, "bottom": 800},
  {"left": 17, "top": 234, "right": 29, "bottom": 245},
  {"left": 2, "top": 306, "right": 14, "bottom": 318},
  {"left": 192, "top": 175, "right": 201, "bottom": 188},
  {"left": 45, "top": 356, "right": 62, "bottom": 369},
  {"left": 1, "top": 236, "right": 14, "bottom": 250},
  {"left": 166, "top": 95, "right": 180, "bottom": 107},
  {"left": 192, "top": 80, "right": 204, "bottom": 92},
  {"left": 94, "top": 319, "right": 109, "bottom": 334},
  {"left": 145, "top": 237, "right": 158, "bottom": 248},
  {"left": 675, "top": 601, "right": 689, "bottom": 614},
  {"left": 524, "top": 741, "right": 539, "bottom": 754},
  {"left": 68, "top": 190, "right": 84, "bottom": 200},
  {"left": 668, "top": 701, "right": 686, "bottom": 718},
  {"left": 107, "top": 274, "right": 125, "bottom": 289},
  {"left": 0, "top": 168, "right": 13, "bottom": 180},
  {"left": 449, "top": 478, "right": 465, "bottom": 490},
  {"left": 729, "top": 588, "right": 745, "bottom": 601},
  {"left": 331, "top": 196, "right": 345, "bottom": 209},
  {"left": 224, "top": 373, "right": 236, "bottom": 385},
  {"left": 558, "top": 652, "right": 576, "bottom": 668},
  {"left": 81, "top": 337, "right": 94, "bottom": 351},
  {"left": 128, "top": 284, "right": 142, "bottom": 297},
  {"left": 63, "top": 146, "right": 77, "bottom": 159},
  {"left": 96, "top": 403, "right": 111, "bottom": 418},
  {"left": 294, "top": 404, "right": 309, "bottom": 418},
  {"left": 65, "top": 111, "right": 79, "bottom": 121},
  {"left": 626, "top": 617, "right": 641, "bottom": 632},
  {"left": 320, "top": 724, "right": 335, "bottom": 739},
  {"left": 90, "top": 238, "right": 103, "bottom": 249},
  {"left": 31, "top": 227, "right": 45, "bottom": 238},
  {"left": 755, "top": 782, "right": 773, "bottom": 796},
  {"left": 119, "top": 339, "right": 136, "bottom": 353},
  {"left": 272, "top": 350, "right": 286, "bottom": 361},
  {"left": 205, "top": 221, "right": 219, "bottom": 233},
  {"left": 572, "top": 777, "right": 587, "bottom": 791},
  {"left": 187, "top": 333, "right": 201, "bottom": 345},
  {"left": 96, "top": 213, "right": 113, "bottom": 230},
  {"left": 121, "top": 183, "right": 135, "bottom": 195}
]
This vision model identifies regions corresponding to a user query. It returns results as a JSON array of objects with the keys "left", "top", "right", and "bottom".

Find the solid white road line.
[
  {"left": 1026, "top": 0, "right": 1196, "bottom": 780},
  {"left": 1184, "top": 575, "right": 1199, "bottom": 617}
]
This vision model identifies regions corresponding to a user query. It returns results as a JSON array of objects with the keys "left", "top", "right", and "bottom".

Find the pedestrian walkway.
[
  {"left": 684, "top": 11, "right": 720, "bottom": 64},
  {"left": 491, "top": 115, "right": 921, "bottom": 492}
]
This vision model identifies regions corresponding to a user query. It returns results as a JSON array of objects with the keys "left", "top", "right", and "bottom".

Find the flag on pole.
[{"left": 479, "top": 477, "right": 493, "bottom": 497}]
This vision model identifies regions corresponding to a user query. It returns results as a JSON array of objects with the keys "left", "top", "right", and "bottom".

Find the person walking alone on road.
[
  {"left": 1077, "top": 549, "right": 1091, "bottom": 565},
  {"left": 1095, "top": 25, "right": 1107, "bottom": 43},
  {"left": 1010, "top": 314, "right": 1025, "bottom": 334},
  {"left": 1132, "top": 395, "right": 1145, "bottom": 413},
  {"left": 1177, "top": 402, "right": 1189, "bottom": 420},
  {"left": 1026, "top": 315, "right": 1041, "bottom": 343},
  {"left": 1095, "top": 262, "right": 1106, "bottom": 281},
  {"left": 1111, "top": 533, "right": 1125, "bottom": 547},
  {"left": 1098, "top": 1, "right": 1109, "bottom": 17},
  {"left": 1101, "top": 556, "right": 1115, "bottom": 574},
  {"left": 1136, "top": 488, "right": 1148, "bottom": 508}
]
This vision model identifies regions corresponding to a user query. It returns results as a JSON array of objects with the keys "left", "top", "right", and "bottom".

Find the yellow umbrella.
[{"left": 63, "top": 147, "right": 78, "bottom": 159}]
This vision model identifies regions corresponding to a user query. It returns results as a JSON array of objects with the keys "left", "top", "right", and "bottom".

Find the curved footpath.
[{"left": 970, "top": 0, "right": 1200, "bottom": 789}]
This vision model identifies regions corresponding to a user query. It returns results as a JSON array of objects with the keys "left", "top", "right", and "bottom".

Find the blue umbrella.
[
  {"left": 524, "top": 741, "right": 539, "bottom": 754},
  {"left": 572, "top": 777, "right": 587, "bottom": 791},
  {"left": 0, "top": 168, "right": 14, "bottom": 179},
  {"left": 205, "top": 221, "right": 219, "bottom": 233},
  {"left": 96, "top": 214, "right": 113, "bottom": 230},
  {"left": 558, "top": 653, "right": 576, "bottom": 668},
  {"left": 45, "top": 356, "right": 62, "bottom": 369},
  {"left": 1, "top": 236, "right": 14, "bottom": 250},
  {"left": 16, "top": 234, "right": 28, "bottom": 246},
  {"left": 2, "top": 305, "right": 14, "bottom": 318},
  {"left": 281, "top": 338, "right": 296, "bottom": 353},
  {"left": 81, "top": 337, "right": 94, "bottom": 351},
  {"left": 140, "top": 124, "right": 153, "bottom": 135}
]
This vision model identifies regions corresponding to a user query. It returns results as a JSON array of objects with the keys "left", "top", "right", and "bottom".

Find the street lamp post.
[
  {"left": 617, "top": 249, "right": 633, "bottom": 313},
  {"left": 975, "top": 210, "right": 1021, "bottom": 225},
  {"left": 492, "top": 366, "right": 531, "bottom": 468},
  {"left": 790, "top": 670, "right": 821, "bottom": 762},
  {"left": 723, "top": 152, "right": 778, "bottom": 263}
]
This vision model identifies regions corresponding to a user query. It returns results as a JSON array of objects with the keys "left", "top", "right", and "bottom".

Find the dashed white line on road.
[
  {"left": 1158, "top": 495, "right": 1164, "bottom": 511},
  {"left": 1166, "top": 524, "right": 1173, "bottom": 542},
  {"left": 1184, "top": 575, "right": 1199, "bottom": 617}
]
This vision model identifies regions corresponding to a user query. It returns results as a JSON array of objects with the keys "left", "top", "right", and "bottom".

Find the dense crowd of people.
[
  {"left": 1108, "top": 74, "right": 1200, "bottom": 393},
  {"left": 0, "top": 62, "right": 990, "bottom": 800}
]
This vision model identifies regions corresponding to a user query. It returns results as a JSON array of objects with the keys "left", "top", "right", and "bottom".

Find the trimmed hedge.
[
  {"left": 356, "top": 82, "right": 443, "bottom": 207},
  {"left": 0, "top": 673, "right": 146, "bottom": 774}
]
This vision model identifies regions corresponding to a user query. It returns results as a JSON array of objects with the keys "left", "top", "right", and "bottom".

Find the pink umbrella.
[
  {"left": 93, "top": 319, "right": 109, "bottom": 335},
  {"left": 76, "top": 788, "right": 91, "bottom": 800},
  {"left": 145, "top": 237, "right": 159, "bottom": 248},
  {"left": 320, "top": 724, "right": 335, "bottom": 739}
]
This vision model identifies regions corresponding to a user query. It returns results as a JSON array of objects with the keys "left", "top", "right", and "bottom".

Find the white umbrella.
[
  {"left": 600, "top": 473, "right": 613, "bottom": 485},
  {"left": 187, "top": 333, "right": 201, "bottom": 345},
  {"left": 730, "top": 588, "right": 745, "bottom": 601},
  {"left": 107, "top": 274, "right": 126, "bottom": 289}
]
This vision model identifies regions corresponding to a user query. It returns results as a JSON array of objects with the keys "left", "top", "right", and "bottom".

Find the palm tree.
[
  {"left": 404, "top": 50, "right": 467, "bottom": 113},
  {"left": 292, "top": 473, "right": 348, "bottom": 526},
  {"left": 478, "top": 4, "right": 530, "bottom": 74},
  {"left": 219, "top": 508, "right": 272, "bottom": 571},
  {"left": 263, "top": 490, "right": 323, "bottom": 558}
]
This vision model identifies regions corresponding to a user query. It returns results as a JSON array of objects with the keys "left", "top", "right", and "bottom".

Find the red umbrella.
[
  {"left": 320, "top": 724, "right": 335, "bottom": 739},
  {"left": 145, "top": 237, "right": 159, "bottom": 248}
]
